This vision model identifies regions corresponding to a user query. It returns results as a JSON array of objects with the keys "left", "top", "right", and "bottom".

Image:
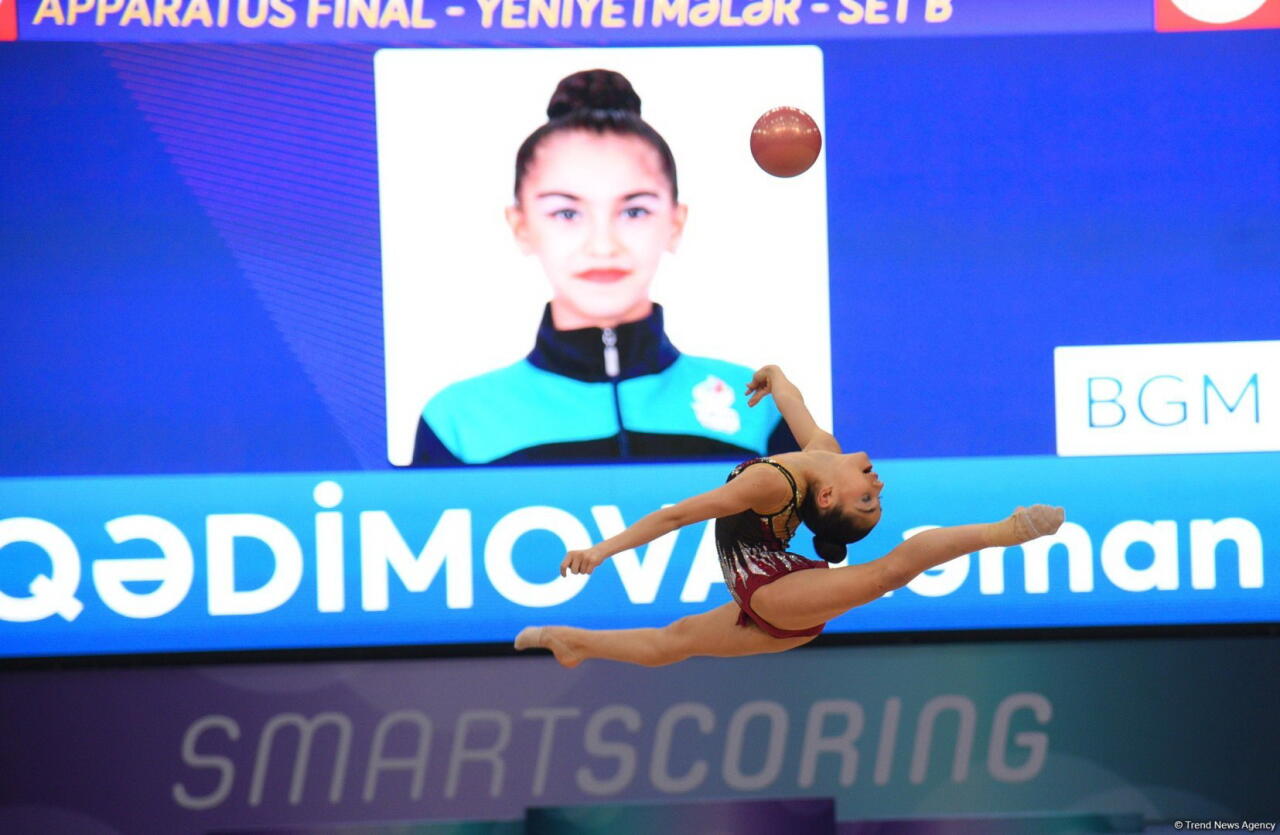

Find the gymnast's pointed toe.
[{"left": 514, "top": 626, "right": 544, "bottom": 651}]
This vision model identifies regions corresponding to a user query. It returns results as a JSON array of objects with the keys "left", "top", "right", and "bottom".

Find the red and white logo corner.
[{"left": 1155, "top": 0, "right": 1280, "bottom": 31}]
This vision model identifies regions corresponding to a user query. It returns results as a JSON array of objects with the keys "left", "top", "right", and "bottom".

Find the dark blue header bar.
[{"left": 15, "top": 0, "right": 1153, "bottom": 43}]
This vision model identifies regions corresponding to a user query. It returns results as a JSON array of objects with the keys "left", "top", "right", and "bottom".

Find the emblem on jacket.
[{"left": 691, "top": 375, "right": 741, "bottom": 434}]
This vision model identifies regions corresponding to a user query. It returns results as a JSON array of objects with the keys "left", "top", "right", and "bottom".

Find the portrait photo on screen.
[{"left": 376, "top": 46, "right": 831, "bottom": 468}]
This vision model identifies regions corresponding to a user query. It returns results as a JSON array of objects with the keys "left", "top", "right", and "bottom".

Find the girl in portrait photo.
[{"left": 410, "top": 69, "right": 801, "bottom": 466}]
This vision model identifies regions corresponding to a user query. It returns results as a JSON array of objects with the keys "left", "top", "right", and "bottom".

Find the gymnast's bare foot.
[
  {"left": 985, "top": 505, "right": 1066, "bottom": 547},
  {"left": 514, "top": 626, "right": 582, "bottom": 669}
]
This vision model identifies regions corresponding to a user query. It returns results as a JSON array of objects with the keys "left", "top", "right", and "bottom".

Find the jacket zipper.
[{"left": 602, "top": 327, "right": 629, "bottom": 457}]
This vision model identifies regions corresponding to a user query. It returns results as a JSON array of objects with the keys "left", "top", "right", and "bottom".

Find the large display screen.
[{"left": 2, "top": 0, "right": 1278, "bottom": 660}]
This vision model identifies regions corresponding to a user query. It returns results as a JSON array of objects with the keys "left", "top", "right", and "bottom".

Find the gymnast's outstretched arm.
[{"left": 559, "top": 463, "right": 791, "bottom": 576}]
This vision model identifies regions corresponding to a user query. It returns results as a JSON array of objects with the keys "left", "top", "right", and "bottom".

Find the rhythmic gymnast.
[{"left": 515, "top": 364, "right": 1064, "bottom": 667}]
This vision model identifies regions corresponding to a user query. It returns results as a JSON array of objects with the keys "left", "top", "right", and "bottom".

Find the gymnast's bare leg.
[
  {"left": 752, "top": 504, "right": 1063, "bottom": 632},
  {"left": 516, "top": 505, "right": 1063, "bottom": 667},
  {"left": 514, "top": 601, "right": 816, "bottom": 668}
]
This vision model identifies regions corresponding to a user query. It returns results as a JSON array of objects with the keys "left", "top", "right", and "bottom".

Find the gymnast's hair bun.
[
  {"left": 547, "top": 69, "right": 642, "bottom": 120},
  {"left": 813, "top": 536, "right": 848, "bottom": 564}
]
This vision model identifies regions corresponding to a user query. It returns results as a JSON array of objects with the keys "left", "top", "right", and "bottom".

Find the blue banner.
[{"left": 2, "top": 452, "right": 1276, "bottom": 658}]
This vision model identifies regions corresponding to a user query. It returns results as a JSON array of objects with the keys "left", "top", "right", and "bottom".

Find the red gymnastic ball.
[{"left": 750, "top": 106, "right": 822, "bottom": 178}]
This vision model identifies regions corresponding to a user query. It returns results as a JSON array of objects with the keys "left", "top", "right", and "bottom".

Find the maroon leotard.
[{"left": 716, "top": 458, "right": 828, "bottom": 639}]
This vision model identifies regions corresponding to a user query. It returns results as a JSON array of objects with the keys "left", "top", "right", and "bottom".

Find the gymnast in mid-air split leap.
[{"left": 515, "top": 364, "right": 1064, "bottom": 667}]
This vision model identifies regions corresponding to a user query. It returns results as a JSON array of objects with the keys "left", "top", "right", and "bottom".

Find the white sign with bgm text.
[{"left": 1054, "top": 340, "right": 1278, "bottom": 456}]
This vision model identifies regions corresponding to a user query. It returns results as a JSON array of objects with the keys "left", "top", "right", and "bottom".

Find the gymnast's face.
[
  {"left": 507, "top": 130, "right": 688, "bottom": 330},
  {"left": 825, "top": 450, "right": 884, "bottom": 527}
]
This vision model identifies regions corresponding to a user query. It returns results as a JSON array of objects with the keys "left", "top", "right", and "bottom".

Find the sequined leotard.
[{"left": 715, "top": 457, "right": 829, "bottom": 639}]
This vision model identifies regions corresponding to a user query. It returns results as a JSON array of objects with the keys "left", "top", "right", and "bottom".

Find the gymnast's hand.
[
  {"left": 745, "top": 364, "right": 781, "bottom": 407},
  {"left": 561, "top": 546, "right": 605, "bottom": 577}
]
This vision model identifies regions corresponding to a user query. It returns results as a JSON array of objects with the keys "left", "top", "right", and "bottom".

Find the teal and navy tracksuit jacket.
[{"left": 411, "top": 304, "right": 796, "bottom": 466}]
